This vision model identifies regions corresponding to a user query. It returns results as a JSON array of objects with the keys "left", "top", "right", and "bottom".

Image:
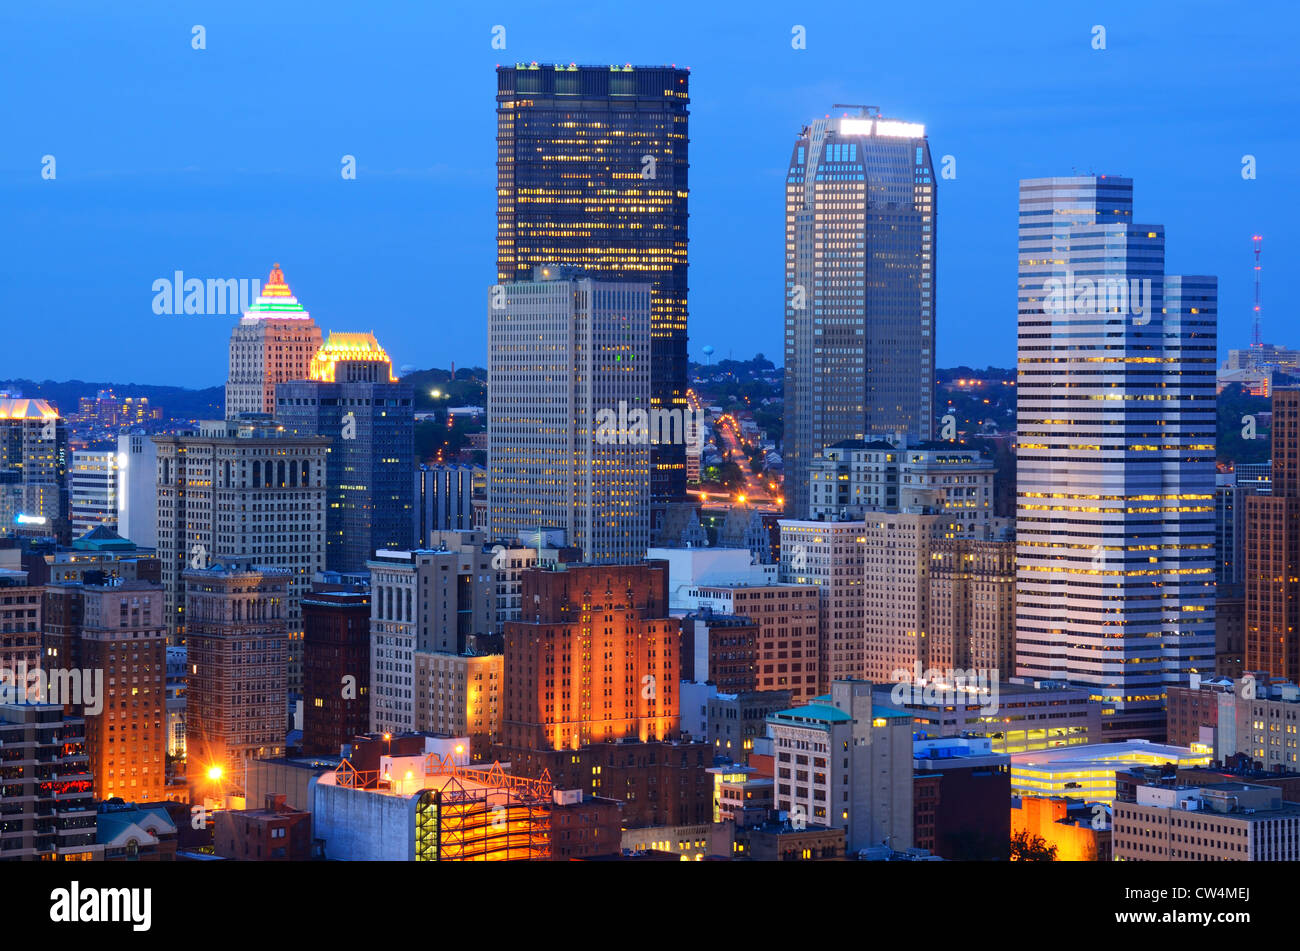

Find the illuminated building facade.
[
  {"left": 1015, "top": 176, "right": 1217, "bottom": 739},
  {"left": 184, "top": 563, "right": 290, "bottom": 789},
  {"left": 41, "top": 579, "right": 168, "bottom": 802},
  {"left": 499, "top": 562, "right": 713, "bottom": 827},
  {"left": 502, "top": 562, "right": 679, "bottom": 751},
  {"left": 487, "top": 271, "right": 651, "bottom": 563},
  {"left": 0, "top": 397, "right": 68, "bottom": 542},
  {"left": 68, "top": 449, "right": 118, "bottom": 538},
  {"left": 1009, "top": 739, "right": 1212, "bottom": 804},
  {"left": 414, "top": 464, "right": 482, "bottom": 543},
  {"left": 153, "top": 418, "right": 327, "bottom": 694},
  {"left": 116, "top": 432, "right": 158, "bottom": 548},
  {"left": 414, "top": 648, "right": 502, "bottom": 762},
  {"left": 496, "top": 64, "right": 690, "bottom": 518},
  {"left": 312, "top": 748, "right": 553, "bottom": 861},
  {"left": 869, "top": 678, "right": 1099, "bottom": 754},
  {"left": 225, "top": 264, "right": 323, "bottom": 419},
  {"left": 1010, "top": 796, "right": 1111, "bottom": 862},
  {"left": 0, "top": 702, "right": 101, "bottom": 860},
  {"left": 1246, "top": 388, "right": 1300, "bottom": 683},
  {"left": 784, "top": 109, "right": 937, "bottom": 518},
  {"left": 276, "top": 331, "right": 414, "bottom": 573}
]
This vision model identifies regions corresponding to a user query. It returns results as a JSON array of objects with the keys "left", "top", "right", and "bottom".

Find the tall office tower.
[
  {"left": 184, "top": 563, "right": 289, "bottom": 786},
  {"left": 154, "top": 419, "right": 328, "bottom": 694},
  {"left": 779, "top": 519, "right": 867, "bottom": 692},
  {"left": 302, "top": 582, "right": 371, "bottom": 756},
  {"left": 502, "top": 562, "right": 680, "bottom": 751},
  {"left": 784, "top": 108, "right": 936, "bottom": 518},
  {"left": 0, "top": 397, "right": 68, "bottom": 542},
  {"left": 41, "top": 579, "right": 168, "bottom": 802},
  {"left": 277, "top": 331, "right": 414, "bottom": 573},
  {"left": 225, "top": 264, "right": 323, "bottom": 419},
  {"left": 1015, "top": 176, "right": 1217, "bottom": 739},
  {"left": 496, "top": 65, "right": 690, "bottom": 519},
  {"left": 414, "top": 464, "right": 483, "bottom": 544},
  {"left": 116, "top": 432, "right": 158, "bottom": 547},
  {"left": 366, "top": 546, "right": 496, "bottom": 734},
  {"left": 1246, "top": 388, "right": 1300, "bottom": 682},
  {"left": 487, "top": 271, "right": 651, "bottom": 563},
  {"left": 0, "top": 702, "right": 101, "bottom": 860},
  {"left": 68, "top": 449, "right": 118, "bottom": 538}
]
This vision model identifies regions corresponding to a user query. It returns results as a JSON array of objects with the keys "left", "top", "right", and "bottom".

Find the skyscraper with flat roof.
[
  {"left": 495, "top": 64, "right": 689, "bottom": 519},
  {"left": 487, "top": 270, "right": 652, "bottom": 563},
  {"left": 784, "top": 108, "right": 936, "bottom": 518},
  {"left": 1015, "top": 176, "right": 1217, "bottom": 739}
]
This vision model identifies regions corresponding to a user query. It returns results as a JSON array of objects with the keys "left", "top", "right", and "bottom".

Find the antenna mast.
[{"left": 1252, "top": 234, "right": 1263, "bottom": 348}]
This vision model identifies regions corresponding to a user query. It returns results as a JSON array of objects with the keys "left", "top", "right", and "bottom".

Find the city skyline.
[
  {"left": 6, "top": 0, "right": 1300, "bottom": 892},
  {"left": 3, "top": 2, "right": 1294, "bottom": 385}
]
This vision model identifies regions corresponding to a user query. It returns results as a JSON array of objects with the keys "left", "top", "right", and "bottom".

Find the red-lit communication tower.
[{"left": 1252, "top": 234, "right": 1263, "bottom": 348}]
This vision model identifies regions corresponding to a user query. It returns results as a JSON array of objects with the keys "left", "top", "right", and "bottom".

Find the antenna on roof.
[{"left": 832, "top": 104, "right": 880, "bottom": 117}]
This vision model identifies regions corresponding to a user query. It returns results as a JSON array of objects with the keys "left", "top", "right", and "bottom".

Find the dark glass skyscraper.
[
  {"left": 277, "top": 332, "right": 414, "bottom": 573},
  {"left": 783, "top": 108, "right": 936, "bottom": 518},
  {"left": 496, "top": 64, "right": 689, "bottom": 515}
]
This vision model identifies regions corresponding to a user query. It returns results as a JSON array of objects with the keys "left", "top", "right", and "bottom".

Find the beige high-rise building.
[
  {"left": 860, "top": 511, "right": 943, "bottom": 682},
  {"left": 487, "top": 270, "right": 652, "bottom": 564},
  {"left": 779, "top": 520, "right": 866, "bottom": 693},
  {"left": 414, "top": 649, "right": 502, "bottom": 762},
  {"left": 153, "top": 418, "right": 328, "bottom": 693},
  {"left": 225, "top": 264, "right": 322, "bottom": 419}
]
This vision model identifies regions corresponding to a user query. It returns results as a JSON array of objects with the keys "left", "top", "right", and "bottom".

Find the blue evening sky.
[{"left": 1, "top": 0, "right": 1295, "bottom": 385}]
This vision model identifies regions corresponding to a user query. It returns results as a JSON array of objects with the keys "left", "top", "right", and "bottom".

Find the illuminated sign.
[
  {"left": 839, "top": 118, "right": 925, "bottom": 138},
  {"left": 15, "top": 514, "right": 47, "bottom": 525},
  {"left": 39, "top": 779, "right": 93, "bottom": 795}
]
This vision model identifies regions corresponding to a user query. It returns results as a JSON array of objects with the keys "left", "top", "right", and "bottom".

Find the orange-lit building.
[
  {"left": 312, "top": 748, "right": 555, "bottom": 861},
  {"left": 500, "top": 562, "right": 712, "bottom": 827},
  {"left": 502, "top": 562, "right": 680, "bottom": 751},
  {"left": 41, "top": 579, "right": 168, "bottom": 802},
  {"left": 1010, "top": 795, "right": 1111, "bottom": 862}
]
